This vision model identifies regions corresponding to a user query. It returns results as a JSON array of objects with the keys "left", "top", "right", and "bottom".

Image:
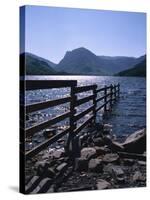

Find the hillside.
[
  {"left": 116, "top": 58, "right": 146, "bottom": 77},
  {"left": 20, "top": 53, "right": 67, "bottom": 75}
]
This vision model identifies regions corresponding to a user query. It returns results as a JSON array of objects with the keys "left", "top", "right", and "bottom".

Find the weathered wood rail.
[{"left": 21, "top": 80, "right": 120, "bottom": 160}]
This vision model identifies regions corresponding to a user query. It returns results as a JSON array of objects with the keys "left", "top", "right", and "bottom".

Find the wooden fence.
[{"left": 21, "top": 80, "right": 120, "bottom": 159}]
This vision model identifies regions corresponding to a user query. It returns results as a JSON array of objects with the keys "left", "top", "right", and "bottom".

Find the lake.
[{"left": 25, "top": 75, "right": 146, "bottom": 139}]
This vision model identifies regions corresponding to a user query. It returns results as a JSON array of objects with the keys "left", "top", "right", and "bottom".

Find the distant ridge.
[
  {"left": 20, "top": 48, "right": 146, "bottom": 76},
  {"left": 55, "top": 47, "right": 145, "bottom": 75}
]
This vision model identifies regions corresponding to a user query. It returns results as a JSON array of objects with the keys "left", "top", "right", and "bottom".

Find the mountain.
[
  {"left": 97, "top": 55, "right": 144, "bottom": 75},
  {"left": 116, "top": 57, "right": 146, "bottom": 77},
  {"left": 55, "top": 47, "right": 106, "bottom": 75},
  {"left": 26, "top": 52, "right": 56, "bottom": 68},
  {"left": 55, "top": 47, "right": 145, "bottom": 75},
  {"left": 20, "top": 52, "right": 67, "bottom": 75}
]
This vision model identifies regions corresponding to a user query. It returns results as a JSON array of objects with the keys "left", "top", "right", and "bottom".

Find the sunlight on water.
[{"left": 26, "top": 75, "right": 146, "bottom": 138}]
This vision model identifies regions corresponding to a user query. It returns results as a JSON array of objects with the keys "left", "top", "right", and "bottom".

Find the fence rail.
[{"left": 21, "top": 80, "right": 120, "bottom": 159}]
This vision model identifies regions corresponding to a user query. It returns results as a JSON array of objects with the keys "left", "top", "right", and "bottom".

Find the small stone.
[
  {"left": 103, "top": 124, "right": 113, "bottom": 134},
  {"left": 88, "top": 158, "right": 103, "bottom": 173},
  {"left": 81, "top": 147, "right": 97, "bottom": 160},
  {"left": 103, "top": 153, "right": 119, "bottom": 163},
  {"left": 52, "top": 149, "right": 65, "bottom": 159},
  {"left": 96, "top": 179, "right": 111, "bottom": 190},
  {"left": 137, "top": 161, "right": 146, "bottom": 166},
  {"left": 43, "top": 128, "right": 56, "bottom": 138},
  {"left": 133, "top": 171, "right": 145, "bottom": 182},
  {"left": 104, "top": 164, "right": 124, "bottom": 183},
  {"left": 75, "top": 158, "right": 88, "bottom": 171},
  {"left": 56, "top": 162, "right": 67, "bottom": 172}
]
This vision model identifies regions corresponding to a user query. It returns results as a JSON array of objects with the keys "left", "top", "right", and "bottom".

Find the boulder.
[
  {"left": 122, "top": 129, "right": 146, "bottom": 153},
  {"left": 75, "top": 158, "right": 88, "bottom": 171},
  {"left": 81, "top": 147, "right": 97, "bottom": 160},
  {"left": 96, "top": 179, "right": 111, "bottom": 190},
  {"left": 88, "top": 158, "right": 103, "bottom": 173},
  {"left": 102, "top": 153, "right": 119, "bottom": 163}
]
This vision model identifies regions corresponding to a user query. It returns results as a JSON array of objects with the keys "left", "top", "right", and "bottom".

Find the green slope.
[{"left": 116, "top": 58, "right": 146, "bottom": 77}]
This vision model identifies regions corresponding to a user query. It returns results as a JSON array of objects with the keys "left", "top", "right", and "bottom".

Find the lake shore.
[{"left": 25, "top": 123, "right": 146, "bottom": 194}]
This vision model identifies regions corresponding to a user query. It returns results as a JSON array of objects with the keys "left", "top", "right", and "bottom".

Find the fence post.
[
  {"left": 110, "top": 84, "right": 113, "bottom": 110},
  {"left": 65, "top": 81, "right": 77, "bottom": 157},
  {"left": 114, "top": 84, "right": 117, "bottom": 102},
  {"left": 118, "top": 83, "right": 120, "bottom": 98},
  {"left": 93, "top": 85, "right": 97, "bottom": 124},
  {"left": 104, "top": 85, "right": 107, "bottom": 112}
]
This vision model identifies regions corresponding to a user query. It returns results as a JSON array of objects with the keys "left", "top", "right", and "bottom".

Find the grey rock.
[
  {"left": 104, "top": 164, "right": 125, "bottom": 183},
  {"left": 56, "top": 162, "right": 67, "bottom": 172},
  {"left": 51, "top": 149, "right": 65, "bottom": 159},
  {"left": 88, "top": 158, "right": 103, "bottom": 173},
  {"left": 137, "top": 161, "right": 146, "bottom": 166},
  {"left": 123, "top": 129, "right": 146, "bottom": 153},
  {"left": 96, "top": 179, "right": 111, "bottom": 190},
  {"left": 133, "top": 171, "right": 145, "bottom": 182},
  {"left": 25, "top": 176, "right": 40, "bottom": 192},
  {"left": 81, "top": 147, "right": 97, "bottom": 160},
  {"left": 30, "top": 178, "right": 51, "bottom": 194},
  {"left": 102, "top": 153, "right": 119, "bottom": 163}
]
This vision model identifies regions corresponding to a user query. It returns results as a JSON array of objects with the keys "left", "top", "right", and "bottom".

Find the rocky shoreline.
[{"left": 25, "top": 123, "right": 146, "bottom": 194}]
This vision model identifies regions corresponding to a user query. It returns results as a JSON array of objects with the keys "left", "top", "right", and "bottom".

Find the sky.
[{"left": 21, "top": 5, "right": 146, "bottom": 63}]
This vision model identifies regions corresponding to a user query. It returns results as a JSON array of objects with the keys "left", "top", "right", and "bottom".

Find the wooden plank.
[
  {"left": 74, "top": 85, "right": 97, "bottom": 93},
  {"left": 74, "top": 105, "right": 94, "bottom": 121},
  {"left": 25, "top": 80, "right": 77, "bottom": 91},
  {"left": 26, "top": 96, "right": 71, "bottom": 113},
  {"left": 74, "top": 115, "right": 94, "bottom": 135},
  {"left": 75, "top": 95, "right": 94, "bottom": 106},
  {"left": 96, "top": 88, "right": 105, "bottom": 93},
  {"left": 93, "top": 85, "right": 97, "bottom": 123},
  {"left": 26, "top": 128, "right": 70, "bottom": 159},
  {"left": 96, "top": 103, "right": 105, "bottom": 112},
  {"left": 96, "top": 96, "right": 105, "bottom": 103},
  {"left": 26, "top": 111, "right": 71, "bottom": 137}
]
